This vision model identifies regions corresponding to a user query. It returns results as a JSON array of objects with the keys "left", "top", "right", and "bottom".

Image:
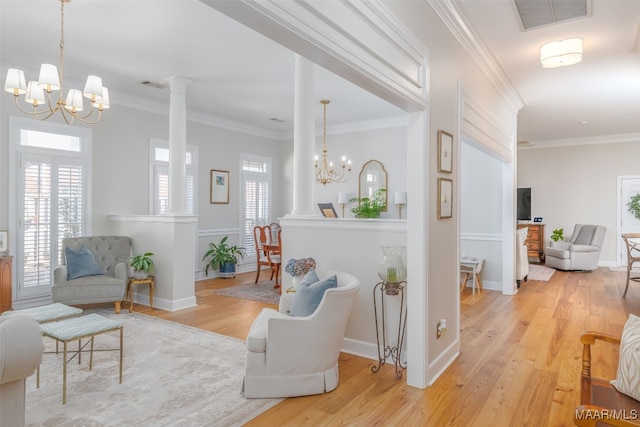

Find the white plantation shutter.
[
  {"left": 150, "top": 141, "right": 197, "bottom": 215},
  {"left": 57, "top": 163, "right": 84, "bottom": 244},
  {"left": 12, "top": 118, "right": 91, "bottom": 301},
  {"left": 19, "top": 155, "right": 87, "bottom": 295},
  {"left": 155, "top": 165, "right": 169, "bottom": 214},
  {"left": 241, "top": 156, "right": 271, "bottom": 260},
  {"left": 22, "top": 158, "right": 52, "bottom": 289}
]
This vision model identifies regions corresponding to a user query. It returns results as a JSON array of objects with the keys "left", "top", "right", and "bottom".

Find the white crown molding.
[
  {"left": 202, "top": 0, "right": 429, "bottom": 113},
  {"left": 460, "top": 88, "right": 514, "bottom": 162},
  {"left": 519, "top": 132, "right": 640, "bottom": 149},
  {"left": 429, "top": 1, "right": 525, "bottom": 114}
]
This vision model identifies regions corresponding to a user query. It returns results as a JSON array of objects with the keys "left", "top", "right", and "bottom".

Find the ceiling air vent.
[
  {"left": 514, "top": 0, "right": 591, "bottom": 31},
  {"left": 141, "top": 80, "right": 168, "bottom": 89}
]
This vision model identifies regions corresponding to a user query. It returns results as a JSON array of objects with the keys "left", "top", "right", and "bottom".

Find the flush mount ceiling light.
[
  {"left": 540, "top": 37, "right": 583, "bottom": 68},
  {"left": 4, "top": 0, "right": 109, "bottom": 124}
]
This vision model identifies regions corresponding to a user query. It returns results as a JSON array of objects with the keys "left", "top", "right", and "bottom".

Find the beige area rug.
[
  {"left": 210, "top": 281, "right": 280, "bottom": 305},
  {"left": 26, "top": 310, "right": 281, "bottom": 427},
  {"left": 528, "top": 264, "right": 556, "bottom": 281}
]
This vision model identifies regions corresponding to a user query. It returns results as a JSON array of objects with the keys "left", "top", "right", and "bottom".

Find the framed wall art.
[
  {"left": 210, "top": 169, "right": 230, "bottom": 204},
  {"left": 438, "top": 178, "right": 453, "bottom": 219},
  {"left": 317, "top": 203, "right": 338, "bottom": 218},
  {"left": 0, "top": 230, "right": 7, "bottom": 255},
  {"left": 438, "top": 130, "right": 453, "bottom": 173}
]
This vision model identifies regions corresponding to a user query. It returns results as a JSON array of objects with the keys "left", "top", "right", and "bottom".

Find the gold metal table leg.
[{"left": 63, "top": 341, "right": 67, "bottom": 404}]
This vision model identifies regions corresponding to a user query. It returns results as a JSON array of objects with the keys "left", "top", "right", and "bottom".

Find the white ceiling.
[{"left": 2, "top": 0, "right": 640, "bottom": 145}]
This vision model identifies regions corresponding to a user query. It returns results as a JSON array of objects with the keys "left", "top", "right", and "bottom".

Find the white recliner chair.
[
  {"left": 545, "top": 224, "right": 607, "bottom": 271},
  {"left": 242, "top": 270, "right": 359, "bottom": 398},
  {"left": 516, "top": 227, "right": 529, "bottom": 287},
  {"left": 0, "top": 314, "right": 45, "bottom": 427}
]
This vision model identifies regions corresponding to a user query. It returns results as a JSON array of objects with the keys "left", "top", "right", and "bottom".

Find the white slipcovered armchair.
[
  {"left": 0, "top": 314, "right": 44, "bottom": 427},
  {"left": 545, "top": 224, "right": 607, "bottom": 271},
  {"left": 242, "top": 270, "right": 359, "bottom": 398},
  {"left": 516, "top": 227, "right": 529, "bottom": 287}
]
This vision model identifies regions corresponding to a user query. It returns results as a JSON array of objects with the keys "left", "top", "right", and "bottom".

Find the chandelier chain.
[
  {"left": 314, "top": 99, "right": 351, "bottom": 185},
  {"left": 3, "top": 0, "right": 109, "bottom": 125}
]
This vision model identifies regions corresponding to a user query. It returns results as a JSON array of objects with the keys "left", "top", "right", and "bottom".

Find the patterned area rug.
[
  {"left": 26, "top": 310, "right": 281, "bottom": 426},
  {"left": 211, "top": 281, "right": 280, "bottom": 305},
  {"left": 528, "top": 264, "right": 556, "bottom": 281}
]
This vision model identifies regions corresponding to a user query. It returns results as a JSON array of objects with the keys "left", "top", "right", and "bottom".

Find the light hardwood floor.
[{"left": 131, "top": 267, "right": 639, "bottom": 426}]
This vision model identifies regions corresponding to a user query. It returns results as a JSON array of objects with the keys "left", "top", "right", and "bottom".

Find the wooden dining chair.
[
  {"left": 253, "top": 225, "right": 282, "bottom": 289},
  {"left": 622, "top": 233, "right": 640, "bottom": 297},
  {"left": 575, "top": 331, "right": 640, "bottom": 426}
]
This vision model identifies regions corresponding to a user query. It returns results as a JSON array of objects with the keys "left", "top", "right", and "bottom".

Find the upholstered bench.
[{"left": 40, "top": 313, "right": 124, "bottom": 404}]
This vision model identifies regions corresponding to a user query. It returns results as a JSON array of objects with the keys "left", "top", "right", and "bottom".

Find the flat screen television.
[{"left": 517, "top": 187, "right": 532, "bottom": 221}]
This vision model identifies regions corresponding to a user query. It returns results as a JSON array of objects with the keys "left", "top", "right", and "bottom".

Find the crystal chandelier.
[
  {"left": 4, "top": 0, "right": 109, "bottom": 125},
  {"left": 314, "top": 100, "right": 351, "bottom": 185}
]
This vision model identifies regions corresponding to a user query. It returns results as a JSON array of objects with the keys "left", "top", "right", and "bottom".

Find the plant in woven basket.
[{"left": 628, "top": 194, "right": 640, "bottom": 221}]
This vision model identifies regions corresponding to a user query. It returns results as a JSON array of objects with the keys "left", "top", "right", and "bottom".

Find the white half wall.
[
  {"left": 110, "top": 214, "right": 197, "bottom": 311},
  {"left": 279, "top": 217, "right": 406, "bottom": 361}
]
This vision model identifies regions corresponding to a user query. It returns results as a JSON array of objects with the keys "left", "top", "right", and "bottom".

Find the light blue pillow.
[
  {"left": 65, "top": 246, "right": 104, "bottom": 280},
  {"left": 296, "top": 269, "right": 319, "bottom": 288},
  {"left": 290, "top": 273, "right": 337, "bottom": 317}
]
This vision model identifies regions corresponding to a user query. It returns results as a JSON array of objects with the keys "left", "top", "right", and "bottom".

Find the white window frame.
[
  {"left": 239, "top": 153, "right": 272, "bottom": 264},
  {"left": 148, "top": 138, "right": 199, "bottom": 215},
  {"left": 9, "top": 116, "right": 92, "bottom": 301}
]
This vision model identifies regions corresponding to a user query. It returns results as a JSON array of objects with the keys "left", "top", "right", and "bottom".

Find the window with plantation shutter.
[
  {"left": 149, "top": 140, "right": 198, "bottom": 215},
  {"left": 240, "top": 155, "right": 272, "bottom": 261},
  {"left": 11, "top": 117, "right": 91, "bottom": 300}
]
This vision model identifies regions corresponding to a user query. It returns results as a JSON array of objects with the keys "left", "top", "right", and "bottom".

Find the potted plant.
[
  {"left": 203, "top": 236, "right": 245, "bottom": 278},
  {"left": 628, "top": 193, "right": 640, "bottom": 220},
  {"left": 550, "top": 228, "right": 564, "bottom": 246},
  {"left": 130, "top": 252, "right": 154, "bottom": 279},
  {"left": 350, "top": 188, "right": 387, "bottom": 218}
]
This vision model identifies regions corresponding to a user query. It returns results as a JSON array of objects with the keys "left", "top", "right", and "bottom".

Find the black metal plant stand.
[{"left": 371, "top": 280, "right": 408, "bottom": 379}]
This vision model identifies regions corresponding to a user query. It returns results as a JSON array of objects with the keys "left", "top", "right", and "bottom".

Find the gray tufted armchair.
[
  {"left": 53, "top": 236, "right": 131, "bottom": 313},
  {"left": 545, "top": 224, "right": 606, "bottom": 271}
]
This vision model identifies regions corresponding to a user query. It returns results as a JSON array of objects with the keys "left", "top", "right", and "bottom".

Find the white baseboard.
[
  {"left": 428, "top": 339, "right": 460, "bottom": 386},
  {"left": 151, "top": 295, "right": 197, "bottom": 312}
]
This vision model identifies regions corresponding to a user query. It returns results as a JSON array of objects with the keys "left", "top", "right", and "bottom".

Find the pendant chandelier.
[
  {"left": 3, "top": 0, "right": 109, "bottom": 125},
  {"left": 314, "top": 99, "right": 351, "bottom": 185}
]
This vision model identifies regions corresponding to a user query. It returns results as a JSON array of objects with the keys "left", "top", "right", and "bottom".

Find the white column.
[
  {"left": 291, "top": 55, "right": 316, "bottom": 216},
  {"left": 166, "top": 76, "right": 191, "bottom": 214}
]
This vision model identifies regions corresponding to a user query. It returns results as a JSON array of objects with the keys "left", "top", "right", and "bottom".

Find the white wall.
[
  {"left": 460, "top": 141, "right": 504, "bottom": 290},
  {"left": 518, "top": 140, "right": 640, "bottom": 266},
  {"left": 385, "top": 1, "right": 519, "bottom": 377},
  {"left": 0, "top": 94, "right": 287, "bottom": 284},
  {"left": 299, "top": 125, "right": 408, "bottom": 219}
]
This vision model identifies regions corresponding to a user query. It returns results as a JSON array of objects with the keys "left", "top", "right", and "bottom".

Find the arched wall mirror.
[{"left": 359, "top": 160, "right": 388, "bottom": 211}]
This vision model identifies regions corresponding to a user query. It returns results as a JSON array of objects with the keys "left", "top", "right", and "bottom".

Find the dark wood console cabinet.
[{"left": 517, "top": 224, "right": 545, "bottom": 263}]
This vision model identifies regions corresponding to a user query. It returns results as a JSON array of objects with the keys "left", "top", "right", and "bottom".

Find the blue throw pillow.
[
  {"left": 290, "top": 273, "right": 338, "bottom": 317},
  {"left": 65, "top": 246, "right": 104, "bottom": 280},
  {"left": 296, "top": 269, "right": 319, "bottom": 289}
]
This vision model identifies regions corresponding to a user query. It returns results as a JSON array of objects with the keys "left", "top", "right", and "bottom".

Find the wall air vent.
[{"left": 514, "top": 0, "right": 591, "bottom": 31}]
